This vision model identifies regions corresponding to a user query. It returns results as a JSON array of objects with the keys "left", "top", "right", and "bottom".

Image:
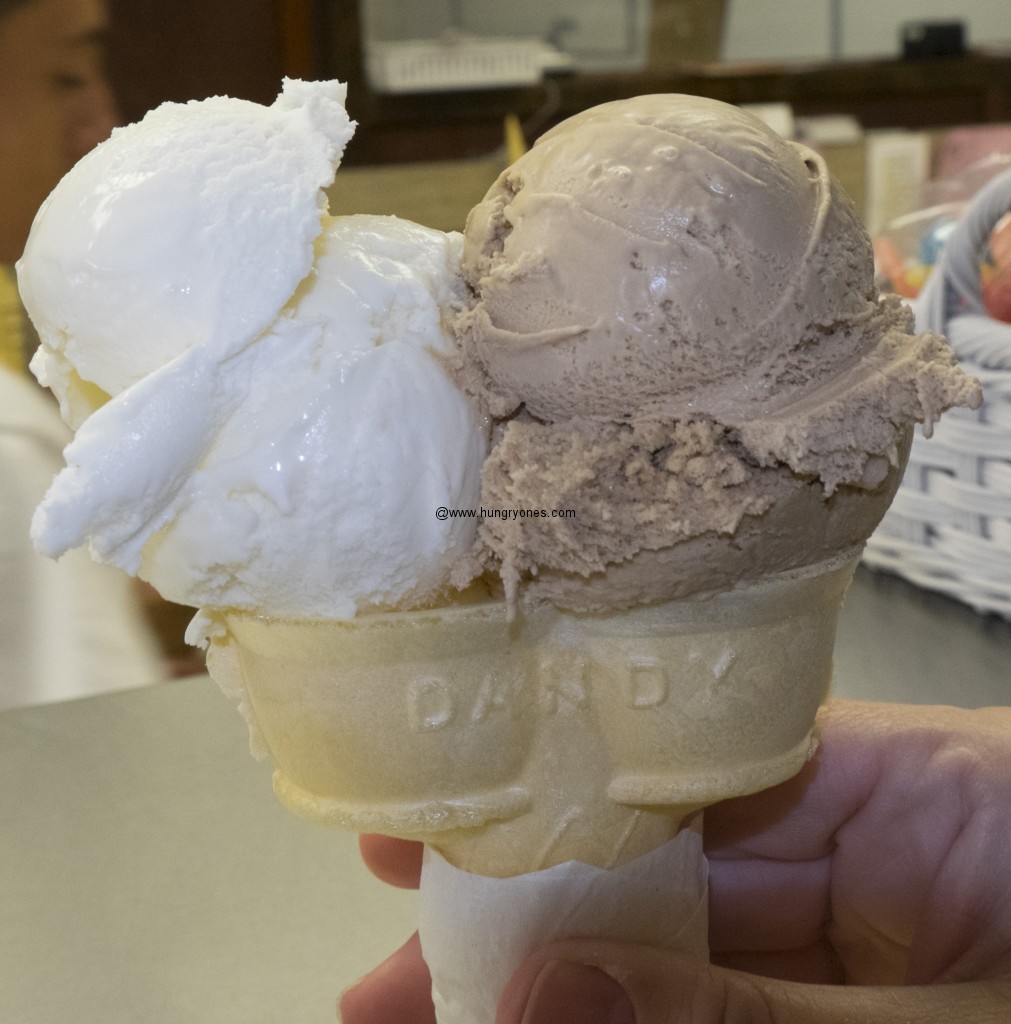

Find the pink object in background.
[
  {"left": 983, "top": 213, "right": 1011, "bottom": 323},
  {"left": 933, "top": 125, "right": 1011, "bottom": 187}
]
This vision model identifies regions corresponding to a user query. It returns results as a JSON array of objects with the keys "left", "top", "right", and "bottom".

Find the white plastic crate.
[
  {"left": 865, "top": 170, "right": 1011, "bottom": 619},
  {"left": 366, "top": 37, "right": 571, "bottom": 93}
]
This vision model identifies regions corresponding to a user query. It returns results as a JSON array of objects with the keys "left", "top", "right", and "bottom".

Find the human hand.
[{"left": 340, "top": 701, "right": 1011, "bottom": 1022}]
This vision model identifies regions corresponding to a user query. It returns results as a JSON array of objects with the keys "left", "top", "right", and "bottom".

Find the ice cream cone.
[
  {"left": 204, "top": 546, "right": 860, "bottom": 878},
  {"left": 16, "top": 79, "right": 984, "bottom": 1024}
]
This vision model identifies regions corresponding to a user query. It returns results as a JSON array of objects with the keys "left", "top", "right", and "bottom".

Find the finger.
[
  {"left": 700, "top": 702, "right": 879, "bottom": 961},
  {"left": 705, "top": 701, "right": 1011, "bottom": 982},
  {"left": 704, "top": 700, "right": 888, "bottom": 861},
  {"left": 706, "top": 701, "right": 1011, "bottom": 862},
  {"left": 339, "top": 932, "right": 434, "bottom": 1024},
  {"left": 712, "top": 944, "right": 843, "bottom": 985},
  {"left": 499, "top": 938, "right": 1011, "bottom": 1024},
  {"left": 707, "top": 853, "right": 836, "bottom": 973},
  {"left": 358, "top": 835, "right": 424, "bottom": 889}
]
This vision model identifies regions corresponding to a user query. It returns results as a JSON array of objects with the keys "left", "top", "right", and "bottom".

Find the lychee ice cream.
[{"left": 21, "top": 79, "right": 486, "bottom": 621}]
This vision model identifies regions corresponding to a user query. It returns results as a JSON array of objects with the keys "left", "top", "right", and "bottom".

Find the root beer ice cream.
[{"left": 453, "top": 94, "right": 979, "bottom": 608}]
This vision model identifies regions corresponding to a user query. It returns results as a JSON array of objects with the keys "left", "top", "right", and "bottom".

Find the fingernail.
[{"left": 521, "top": 960, "right": 635, "bottom": 1024}]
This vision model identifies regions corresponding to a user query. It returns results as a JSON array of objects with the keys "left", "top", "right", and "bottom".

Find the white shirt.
[{"left": 0, "top": 367, "right": 163, "bottom": 709}]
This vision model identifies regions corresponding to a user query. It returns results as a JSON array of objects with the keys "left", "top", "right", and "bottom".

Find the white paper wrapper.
[{"left": 418, "top": 825, "right": 708, "bottom": 1024}]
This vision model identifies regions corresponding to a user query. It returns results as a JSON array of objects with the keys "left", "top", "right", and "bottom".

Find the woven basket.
[{"left": 864, "top": 170, "right": 1011, "bottom": 619}]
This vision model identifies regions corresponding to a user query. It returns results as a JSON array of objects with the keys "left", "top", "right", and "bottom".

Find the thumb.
[{"left": 499, "top": 938, "right": 1011, "bottom": 1024}]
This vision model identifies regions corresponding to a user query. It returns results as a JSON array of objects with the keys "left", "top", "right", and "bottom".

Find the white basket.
[{"left": 864, "top": 170, "right": 1011, "bottom": 619}]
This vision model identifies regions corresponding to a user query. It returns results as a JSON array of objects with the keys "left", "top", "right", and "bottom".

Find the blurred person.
[
  {"left": 1, "top": 0, "right": 119, "bottom": 373},
  {"left": 0, "top": 367, "right": 165, "bottom": 709},
  {"left": 0, "top": 0, "right": 165, "bottom": 709},
  {"left": 0, "top": 0, "right": 117, "bottom": 261}
]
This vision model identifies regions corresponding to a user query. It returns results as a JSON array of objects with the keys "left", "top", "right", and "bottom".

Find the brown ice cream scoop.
[
  {"left": 455, "top": 94, "right": 981, "bottom": 610},
  {"left": 460, "top": 93, "right": 875, "bottom": 424}
]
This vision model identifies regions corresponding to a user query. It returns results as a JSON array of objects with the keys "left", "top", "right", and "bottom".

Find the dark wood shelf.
[
  {"left": 325, "top": 44, "right": 1011, "bottom": 166},
  {"left": 102, "top": 2, "right": 1011, "bottom": 172}
]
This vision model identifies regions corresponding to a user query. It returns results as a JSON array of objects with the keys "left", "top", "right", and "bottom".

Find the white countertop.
[
  {"left": 2, "top": 567, "right": 1009, "bottom": 1023},
  {"left": 833, "top": 567, "right": 1011, "bottom": 708},
  {"left": 0, "top": 672, "right": 418, "bottom": 1024}
]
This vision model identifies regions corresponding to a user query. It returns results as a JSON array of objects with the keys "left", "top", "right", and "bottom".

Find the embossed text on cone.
[{"left": 205, "top": 547, "right": 860, "bottom": 878}]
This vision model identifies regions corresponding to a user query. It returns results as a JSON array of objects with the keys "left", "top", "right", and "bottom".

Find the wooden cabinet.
[
  {"left": 103, "top": 1, "right": 1011, "bottom": 167},
  {"left": 329, "top": 48, "right": 1011, "bottom": 166},
  {"left": 105, "top": 0, "right": 286, "bottom": 125}
]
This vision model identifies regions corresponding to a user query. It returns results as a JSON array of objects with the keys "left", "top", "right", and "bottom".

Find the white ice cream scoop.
[
  {"left": 21, "top": 78, "right": 355, "bottom": 427},
  {"left": 21, "top": 82, "right": 486, "bottom": 619}
]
